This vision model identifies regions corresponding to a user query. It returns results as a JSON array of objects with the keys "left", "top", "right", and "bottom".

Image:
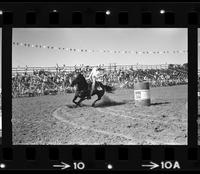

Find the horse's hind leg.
[
  {"left": 92, "top": 95, "right": 102, "bottom": 107},
  {"left": 92, "top": 89, "right": 105, "bottom": 107}
]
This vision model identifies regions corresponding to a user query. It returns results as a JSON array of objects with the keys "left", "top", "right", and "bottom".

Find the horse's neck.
[
  {"left": 77, "top": 76, "right": 88, "bottom": 89},
  {"left": 82, "top": 78, "right": 88, "bottom": 87}
]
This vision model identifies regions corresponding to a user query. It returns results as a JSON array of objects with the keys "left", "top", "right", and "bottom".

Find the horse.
[{"left": 70, "top": 73, "right": 114, "bottom": 107}]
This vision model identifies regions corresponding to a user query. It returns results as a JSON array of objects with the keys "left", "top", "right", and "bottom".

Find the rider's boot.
[
  {"left": 87, "top": 90, "right": 92, "bottom": 99},
  {"left": 87, "top": 87, "right": 92, "bottom": 99},
  {"left": 87, "top": 87, "right": 94, "bottom": 99},
  {"left": 87, "top": 80, "right": 95, "bottom": 99}
]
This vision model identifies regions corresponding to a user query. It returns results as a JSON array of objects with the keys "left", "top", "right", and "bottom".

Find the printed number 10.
[{"left": 73, "top": 162, "right": 85, "bottom": 170}]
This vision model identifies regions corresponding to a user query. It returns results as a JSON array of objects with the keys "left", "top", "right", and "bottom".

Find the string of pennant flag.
[{"left": 12, "top": 41, "right": 188, "bottom": 55}]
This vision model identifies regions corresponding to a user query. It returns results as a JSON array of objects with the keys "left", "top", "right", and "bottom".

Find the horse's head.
[
  {"left": 71, "top": 73, "right": 86, "bottom": 87},
  {"left": 70, "top": 74, "right": 78, "bottom": 87}
]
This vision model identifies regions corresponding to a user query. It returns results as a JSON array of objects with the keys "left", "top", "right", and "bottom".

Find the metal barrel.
[
  {"left": 0, "top": 111, "right": 1, "bottom": 133},
  {"left": 134, "top": 81, "right": 151, "bottom": 106}
]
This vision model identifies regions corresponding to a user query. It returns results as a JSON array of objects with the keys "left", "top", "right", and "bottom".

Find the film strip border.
[
  {"left": 0, "top": 2, "right": 199, "bottom": 26},
  {"left": 0, "top": 146, "right": 200, "bottom": 170},
  {"left": 0, "top": 2, "right": 199, "bottom": 171}
]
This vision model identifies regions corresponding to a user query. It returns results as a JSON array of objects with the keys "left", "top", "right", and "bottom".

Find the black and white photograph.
[
  {"left": 12, "top": 28, "right": 188, "bottom": 145},
  {"left": 0, "top": 28, "right": 1, "bottom": 144},
  {"left": 198, "top": 28, "right": 200, "bottom": 145}
]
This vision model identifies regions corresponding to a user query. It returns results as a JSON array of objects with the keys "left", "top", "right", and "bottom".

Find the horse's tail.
[{"left": 103, "top": 84, "right": 115, "bottom": 93}]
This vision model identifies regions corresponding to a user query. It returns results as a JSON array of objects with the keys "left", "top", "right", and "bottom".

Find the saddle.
[{"left": 87, "top": 80, "right": 102, "bottom": 91}]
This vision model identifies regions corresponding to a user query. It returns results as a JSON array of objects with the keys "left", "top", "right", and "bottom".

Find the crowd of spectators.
[
  {"left": 12, "top": 64, "right": 188, "bottom": 98},
  {"left": 198, "top": 74, "right": 200, "bottom": 93}
]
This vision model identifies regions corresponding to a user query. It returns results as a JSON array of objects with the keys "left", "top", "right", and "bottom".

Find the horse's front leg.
[{"left": 92, "top": 95, "right": 101, "bottom": 107}]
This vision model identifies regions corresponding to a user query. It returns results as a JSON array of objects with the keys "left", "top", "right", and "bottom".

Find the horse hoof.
[{"left": 77, "top": 103, "right": 82, "bottom": 107}]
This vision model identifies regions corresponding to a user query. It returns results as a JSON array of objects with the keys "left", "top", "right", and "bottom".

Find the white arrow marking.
[
  {"left": 142, "top": 161, "right": 159, "bottom": 170},
  {"left": 53, "top": 162, "right": 71, "bottom": 170}
]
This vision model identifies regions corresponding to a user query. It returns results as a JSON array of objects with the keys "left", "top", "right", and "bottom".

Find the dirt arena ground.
[
  {"left": 198, "top": 100, "right": 200, "bottom": 145},
  {"left": 0, "top": 98, "right": 1, "bottom": 144},
  {"left": 12, "top": 85, "right": 187, "bottom": 145}
]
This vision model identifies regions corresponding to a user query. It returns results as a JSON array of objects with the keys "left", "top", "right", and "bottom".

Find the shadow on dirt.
[
  {"left": 150, "top": 102, "right": 170, "bottom": 106},
  {"left": 95, "top": 95, "right": 127, "bottom": 108},
  {"left": 66, "top": 102, "right": 126, "bottom": 108},
  {"left": 65, "top": 104, "right": 77, "bottom": 108},
  {"left": 65, "top": 104, "right": 88, "bottom": 108},
  {"left": 96, "top": 101, "right": 127, "bottom": 108}
]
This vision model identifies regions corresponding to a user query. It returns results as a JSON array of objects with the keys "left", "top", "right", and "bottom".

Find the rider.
[{"left": 87, "top": 66, "right": 101, "bottom": 99}]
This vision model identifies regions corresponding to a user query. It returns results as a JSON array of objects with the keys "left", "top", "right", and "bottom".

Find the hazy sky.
[
  {"left": 198, "top": 29, "right": 200, "bottom": 69},
  {"left": 0, "top": 28, "right": 1, "bottom": 87},
  {"left": 12, "top": 28, "right": 187, "bottom": 67}
]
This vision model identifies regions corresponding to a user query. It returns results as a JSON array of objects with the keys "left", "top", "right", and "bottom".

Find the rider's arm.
[
  {"left": 88, "top": 69, "right": 94, "bottom": 79},
  {"left": 88, "top": 72, "right": 92, "bottom": 79}
]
